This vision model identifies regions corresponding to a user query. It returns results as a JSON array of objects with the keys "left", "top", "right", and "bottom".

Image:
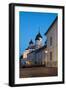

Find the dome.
[
  {"left": 29, "top": 40, "right": 34, "bottom": 44},
  {"left": 35, "top": 32, "right": 42, "bottom": 40}
]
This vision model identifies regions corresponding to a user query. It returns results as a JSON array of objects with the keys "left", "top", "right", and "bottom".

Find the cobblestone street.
[{"left": 20, "top": 66, "right": 57, "bottom": 78}]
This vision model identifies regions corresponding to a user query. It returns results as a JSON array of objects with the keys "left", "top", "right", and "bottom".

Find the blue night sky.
[{"left": 19, "top": 11, "right": 57, "bottom": 56}]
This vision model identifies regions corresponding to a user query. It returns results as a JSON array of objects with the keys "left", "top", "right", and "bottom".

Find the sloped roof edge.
[{"left": 45, "top": 16, "right": 58, "bottom": 35}]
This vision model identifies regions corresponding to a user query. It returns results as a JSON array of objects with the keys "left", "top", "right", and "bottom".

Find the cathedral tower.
[{"left": 35, "top": 32, "right": 43, "bottom": 49}]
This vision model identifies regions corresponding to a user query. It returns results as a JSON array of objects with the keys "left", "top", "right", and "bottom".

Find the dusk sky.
[{"left": 19, "top": 11, "right": 57, "bottom": 56}]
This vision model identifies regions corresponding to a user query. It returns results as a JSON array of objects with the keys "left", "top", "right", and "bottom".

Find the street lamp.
[{"left": 45, "top": 50, "right": 48, "bottom": 54}]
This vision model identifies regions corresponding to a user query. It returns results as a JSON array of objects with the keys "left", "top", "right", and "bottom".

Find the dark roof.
[
  {"left": 26, "top": 45, "right": 35, "bottom": 50},
  {"left": 25, "top": 48, "right": 29, "bottom": 50},
  {"left": 35, "top": 32, "right": 42, "bottom": 40},
  {"left": 45, "top": 16, "right": 58, "bottom": 35},
  {"left": 28, "top": 45, "right": 47, "bottom": 54},
  {"left": 29, "top": 40, "right": 34, "bottom": 44},
  {"left": 20, "top": 55, "right": 23, "bottom": 60}
]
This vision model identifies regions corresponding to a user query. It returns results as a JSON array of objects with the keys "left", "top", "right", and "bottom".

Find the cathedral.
[{"left": 20, "top": 16, "right": 58, "bottom": 68}]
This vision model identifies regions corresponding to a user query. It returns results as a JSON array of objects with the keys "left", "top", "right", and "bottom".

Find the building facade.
[
  {"left": 45, "top": 17, "right": 58, "bottom": 67},
  {"left": 27, "top": 45, "right": 47, "bottom": 65}
]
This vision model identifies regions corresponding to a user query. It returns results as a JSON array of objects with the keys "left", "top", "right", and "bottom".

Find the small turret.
[
  {"left": 29, "top": 40, "right": 34, "bottom": 47},
  {"left": 29, "top": 40, "right": 33, "bottom": 45}
]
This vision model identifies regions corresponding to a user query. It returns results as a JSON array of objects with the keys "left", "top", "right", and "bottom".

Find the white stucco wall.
[{"left": 46, "top": 18, "right": 58, "bottom": 67}]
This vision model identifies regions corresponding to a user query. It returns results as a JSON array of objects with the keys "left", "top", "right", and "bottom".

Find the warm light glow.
[
  {"left": 45, "top": 50, "right": 48, "bottom": 54},
  {"left": 26, "top": 61, "right": 32, "bottom": 65}
]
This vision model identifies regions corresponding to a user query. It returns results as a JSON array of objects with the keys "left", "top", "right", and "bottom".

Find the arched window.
[
  {"left": 50, "top": 52, "right": 52, "bottom": 61},
  {"left": 50, "top": 36, "right": 52, "bottom": 46}
]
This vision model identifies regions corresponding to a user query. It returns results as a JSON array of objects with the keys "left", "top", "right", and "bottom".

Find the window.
[
  {"left": 50, "top": 36, "right": 52, "bottom": 46},
  {"left": 50, "top": 52, "right": 52, "bottom": 60}
]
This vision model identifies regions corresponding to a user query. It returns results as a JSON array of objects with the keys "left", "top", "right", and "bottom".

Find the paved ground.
[{"left": 20, "top": 66, "right": 58, "bottom": 78}]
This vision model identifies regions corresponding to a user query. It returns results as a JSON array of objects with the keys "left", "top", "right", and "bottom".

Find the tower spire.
[{"left": 39, "top": 27, "right": 40, "bottom": 33}]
